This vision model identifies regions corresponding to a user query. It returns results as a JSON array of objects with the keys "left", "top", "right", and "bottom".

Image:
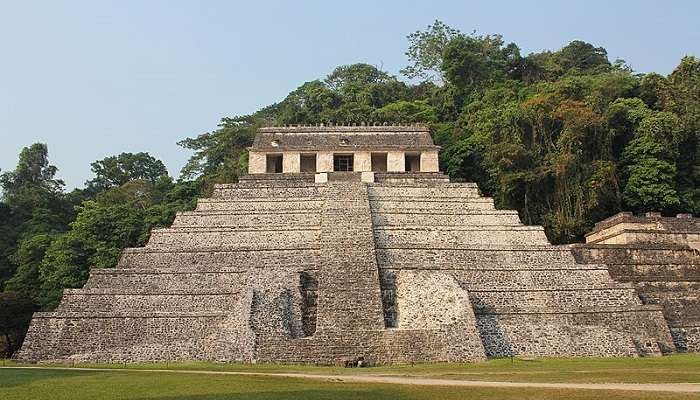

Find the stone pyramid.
[{"left": 17, "top": 173, "right": 674, "bottom": 363}]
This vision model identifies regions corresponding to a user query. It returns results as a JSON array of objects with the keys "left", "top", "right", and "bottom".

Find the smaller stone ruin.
[{"left": 573, "top": 212, "right": 700, "bottom": 352}]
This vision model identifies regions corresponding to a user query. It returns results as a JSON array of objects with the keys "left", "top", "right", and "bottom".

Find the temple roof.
[{"left": 250, "top": 125, "right": 439, "bottom": 152}]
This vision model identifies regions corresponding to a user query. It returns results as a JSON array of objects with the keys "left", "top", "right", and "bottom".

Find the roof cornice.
[{"left": 258, "top": 124, "right": 429, "bottom": 133}]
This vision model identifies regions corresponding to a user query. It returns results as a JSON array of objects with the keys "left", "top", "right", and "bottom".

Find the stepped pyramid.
[
  {"left": 17, "top": 125, "right": 675, "bottom": 364},
  {"left": 573, "top": 212, "right": 700, "bottom": 352}
]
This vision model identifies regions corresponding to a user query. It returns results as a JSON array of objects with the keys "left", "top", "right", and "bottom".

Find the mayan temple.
[{"left": 17, "top": 124, "right": 689, "bottom": 364}]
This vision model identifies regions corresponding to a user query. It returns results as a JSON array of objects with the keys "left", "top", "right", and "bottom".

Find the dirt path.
[{"left": 3, "top": 366, "right": 700, "bottom": 393}]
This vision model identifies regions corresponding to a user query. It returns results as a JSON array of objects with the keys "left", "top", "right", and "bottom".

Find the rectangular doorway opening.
[
  {"left": 371, "top": 153, "right": 388, "bottom": 172},
  {"left": 333, "top": 154, "right": 354, "bottom": 172},
  {"left": 300, "top": 154, "right": 316, "bottom": 172},
  {"left": 405, "top": 153, "right": 420, "bottom": 172},
  {"left": 266, "top": 154, "right": 283, "bottom": 173}
]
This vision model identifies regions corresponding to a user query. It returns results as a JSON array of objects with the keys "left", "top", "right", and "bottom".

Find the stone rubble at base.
[{"left": 15, "top": 125, "right": 698, "bottom": 364}]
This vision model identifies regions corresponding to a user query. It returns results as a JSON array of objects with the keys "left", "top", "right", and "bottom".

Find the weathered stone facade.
[
  {"left": 573, "top": 212, "right": 700, "bottom": 353},
  {"left": 16, "top": 126, "right": 681, "bottom": 364},
  {"left": 246, "top": 125, "right": 441, "bottom": 177}
]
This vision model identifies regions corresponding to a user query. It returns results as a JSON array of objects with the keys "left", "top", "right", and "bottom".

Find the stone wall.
[
  {"left": 282, "top": 152, "right": 300, "bottom": 173},
  {"left": 316, "top": 152, "right": 333, "bottom": 173},
  {"left": 573, "top": 244, "right": 700, "bottom": 352},
  {"left": 248, "top": 151, "right": 266, "bottom": 174},
  {"left": 387, "top": 151, "right": 405, "bottom": 172},
  {"left": 354, "top": 151, "right": 371, "bottom": 172},
  {"left": 420, "top": 151, "right": 439, "bottom": 172},
  {"left": 586, "top": 212, "right": 700, "bottom": 248}
]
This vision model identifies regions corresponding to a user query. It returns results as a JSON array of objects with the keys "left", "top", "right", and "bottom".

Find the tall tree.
[
  {"left": 86, "top": 152, "right": 168, "bottom": 193},
  {"left": 621, "top": 112, "right": 684, "bottom": 212},
  {"left": 441, "top": 34, "right": 521, "bottom": 94},
  {"left": 555, "top": 40, "right": 611, "bottom": 72},
  {"left": 660, "top": 56, "right": 699, "bottom": 212},
  {"left": 0, "top": 144, "right": 69, "bottom": 289},
  {"left": 0, "top": 143, "right": 64, "bottom": 211},
  {"left": 401, "top": 20, "right": 463, "bottom": 82},
  {"left": 178, "top": 116, "right": 256, "bottom": 189}
]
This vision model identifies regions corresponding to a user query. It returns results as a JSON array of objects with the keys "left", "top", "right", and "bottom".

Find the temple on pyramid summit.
[{"left": 17, "top": 124, "right": 698, "bottom": 364}]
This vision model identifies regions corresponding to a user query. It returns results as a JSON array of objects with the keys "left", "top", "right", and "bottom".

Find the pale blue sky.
[{"left": 1, "top": 0, "right": 698, "bottom": 189}]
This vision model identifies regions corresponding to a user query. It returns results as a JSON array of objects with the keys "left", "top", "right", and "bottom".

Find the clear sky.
[{"left": 1, "top": 0, "right": 698, "bottom": 189}]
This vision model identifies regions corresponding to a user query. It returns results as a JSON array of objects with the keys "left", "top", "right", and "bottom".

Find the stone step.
[
  {"left": 463, "top": 278, "right": 623, "bottom": 292},
  {"left": 57, "top": 290, "right": 243, "bottom": 313},
  {"left": 196, "top": 198, "right": 322, "bottom": 212},
  {"left": 213, "top": 181, "right": 321, "bottom": 187},
  {"left": 371, "top": 181, "right": 478, "bottom": 188},
  {"left": 20, "top": 171, "right": 685, "bottom": 363},
  {"left": 372, "top": 213, "right": 522, "bottom": 227},
  {"left": 84, "top": 268, "right": 247, "bottom": 290},
  {"left": 379, "top": 262, "right": 607, "bottom": 271},
  {"left": 368, "top": 186, "right": 481, "bottom": 198},
  {"left": 370, "top": 197, "right": 495, "bottom": 203},
  {"left": 370, "top": 199, "right": 496, "bottom": 211},
  {"left": 211, "top": 186, "right": 322, "bottom": 199},
  {"left": 468, "top": 287, "right": 642, "bottom": 313},
  {"left": 634, "top": 281, "right": 700, "bottom": 291},
  {"left": 172, "top": 212, "right": 321, "bottom": 228},
  {"left": 62, "top": 288, "right": 243, "bottom": 295},
  {"left": 606, "top": 264, "right": 700, "bottom": 282},
  {"left": 572, "top": 245, "right": 700, "bottom": 264},
  {"left": 30, "top": 311, "right": 229, "bottom": 318},
  {"left": 380, "top": 269, "right": 617, "bottom": 290},
  {"left": 118, "top": 248, "right": 318, "bottom": 269},
  {"left": 376, "top": 246, "right": 580, "bottom": 266},
  {"left": 236, "top": 174, "right": 316, "bottom": 185},
  {"left": 373, "top": 212, "right": 520, "bottom": 226},
  {"left": 474, "top": 304, "right": 663, "bottom": 315},
  {"left": 372, "top": 209, "right": 519, "bottom": 215},
  {"left": 374, "top": 227, "right": 550, "bottom": 247},
  {"left": 372, "top": 172, "right": 452, "bottom": 184},
  {"left": 147, "top": 227, "right": 319, "bottom": 249}
]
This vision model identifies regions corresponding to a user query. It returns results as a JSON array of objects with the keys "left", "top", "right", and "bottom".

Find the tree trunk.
[{"left": 4, "top": 333, "right": 13, "bottom": 358}]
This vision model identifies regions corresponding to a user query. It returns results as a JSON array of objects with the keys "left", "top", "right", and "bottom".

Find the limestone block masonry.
[
  {"left": 282, "top": 152, "right": 300, "bottom": 173},
  {"left": 574, "top": 212, "right": 700, "bottom": 353},
  {"left": 16, "top": 173, "right": 676, "bottom": 364}
]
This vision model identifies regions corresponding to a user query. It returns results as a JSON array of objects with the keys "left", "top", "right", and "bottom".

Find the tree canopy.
[{"left": 86, "top": 152, "right": 169, "bottom": 193}]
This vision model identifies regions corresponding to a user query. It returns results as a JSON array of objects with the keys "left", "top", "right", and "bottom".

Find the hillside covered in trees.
[{"left": 1, "top": 21, "right": 697, "bottom": 355}]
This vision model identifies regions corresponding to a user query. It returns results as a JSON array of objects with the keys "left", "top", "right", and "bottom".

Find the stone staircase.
[{"left": 314, "top": 183, "right": 385, "bottom": 333}]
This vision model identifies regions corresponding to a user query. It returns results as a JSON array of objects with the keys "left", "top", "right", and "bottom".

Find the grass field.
[{"left": 2, "top": 355, "right": 700, "bottom": 400}]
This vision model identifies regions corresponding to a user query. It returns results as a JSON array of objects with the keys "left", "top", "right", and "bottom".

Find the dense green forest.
[{"left": 1, "top": 21, "right": 697, "bottom": 355}]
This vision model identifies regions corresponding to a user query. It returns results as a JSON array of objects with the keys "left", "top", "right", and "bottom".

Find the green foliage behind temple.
[{"left": 0, "top": 20, "right": 697, "bottom": 356}]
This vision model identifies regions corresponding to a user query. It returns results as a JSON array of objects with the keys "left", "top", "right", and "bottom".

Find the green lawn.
[
  {"left": 1, "top": 367, "right": 699, "bottom": 400},
  {"left": 4, "top": 354, "right": 700, "bottom": 384}
]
